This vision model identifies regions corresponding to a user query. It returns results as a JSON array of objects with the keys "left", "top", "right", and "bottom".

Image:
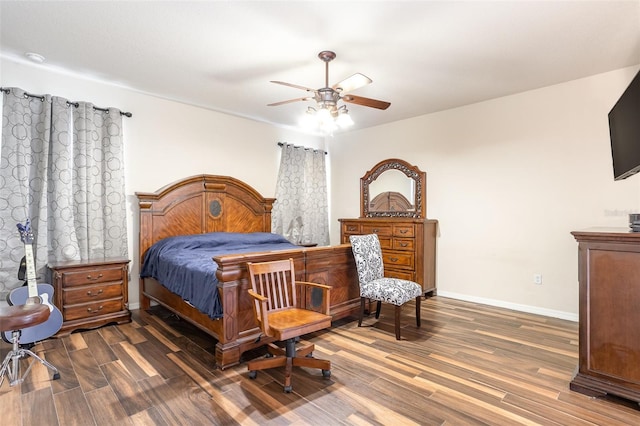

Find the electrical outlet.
[{"left": 534, "top": 274, "right": 542, "bottom": 285}]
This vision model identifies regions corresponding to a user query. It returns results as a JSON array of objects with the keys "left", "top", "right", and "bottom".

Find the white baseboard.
[
  {"left": 436, "top": 291, "right": 578, "bottom": 322},
  {"left": 129, "top": 302, "right": 141, "bottom": 310}
]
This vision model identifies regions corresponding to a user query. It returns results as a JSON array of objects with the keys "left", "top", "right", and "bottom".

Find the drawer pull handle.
[
  {"left": 87, "top": 289, "right": 104, "bottom": 297},
  {"left": 348, "top": 226, "right": 356, "bottom": 231},
  {"left": 86, "top": 273, "right": 103, "bottom": 281},
  {"left": 390, "top": 257, "right": 399, "bottom": 262},
  {"left": 373, "top": 229, "right": 379, "bottom": 233},
  {"left": 399, "top": 230, "right": 408, "bottom": 234},
  {"left": 399, "top": 242, "right": 408, "bottom": 247},
  {"left": 87, "top": 305, "right": 104, "bottom": 314}
]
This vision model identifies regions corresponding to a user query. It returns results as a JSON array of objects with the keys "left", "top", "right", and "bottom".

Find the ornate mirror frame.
[{"left": 361, "top": 158, "right": 426, "bottom": 218}]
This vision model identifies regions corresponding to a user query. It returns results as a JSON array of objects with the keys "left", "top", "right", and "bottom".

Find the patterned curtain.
[
  {"left": 272, "top": 143, "right": 329, "bottom": 246},
  {"left": 0, "top": 87, "right": 128, "bottom": 298}
]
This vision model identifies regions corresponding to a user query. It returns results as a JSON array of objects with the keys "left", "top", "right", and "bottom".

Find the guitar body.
[{"left": 4, "top": 283, "right": 64, "bottom": 343}]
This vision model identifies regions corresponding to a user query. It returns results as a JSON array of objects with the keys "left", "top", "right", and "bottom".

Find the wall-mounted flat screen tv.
[{"left": 610, "top": 69, "right": 640, "bottom": 180}]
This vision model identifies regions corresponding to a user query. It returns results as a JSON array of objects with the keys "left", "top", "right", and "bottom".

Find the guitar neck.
[{"left": 24, "top": 243, "right": 39, "bottom": 298}]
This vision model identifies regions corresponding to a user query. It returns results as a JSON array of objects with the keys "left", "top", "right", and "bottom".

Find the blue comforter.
[{"left": 140, "top": 232, "right": 297, "bottom": 319}]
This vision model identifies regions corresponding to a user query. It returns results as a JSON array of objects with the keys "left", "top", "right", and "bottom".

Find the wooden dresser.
[
  {"left": 570, "top": 228, "right": 640, "bottom": 402},
  {"left": 47, "top": 258, "right": 131, "bottom": 336},
  {"left": 340, "top": 217, "right": 438, "bottom": 296}
]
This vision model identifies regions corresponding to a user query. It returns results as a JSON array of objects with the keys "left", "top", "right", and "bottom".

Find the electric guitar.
[{"left": 3, "top": 220, "right": 63, "bottom": 343}]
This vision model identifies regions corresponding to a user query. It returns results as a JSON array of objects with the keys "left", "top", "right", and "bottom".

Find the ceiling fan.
[{"left": 268, "top": 51, "right": 391, "bottom": 118}]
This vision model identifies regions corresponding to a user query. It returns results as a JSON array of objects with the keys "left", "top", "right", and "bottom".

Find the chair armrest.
[
  {"left": 297, "top": 281, "right": 332, "bottom": 291},
  {"left": 247, "top": 289, "right": 272, "bottom": 337},
  {"left": 296, "top": 281, "right": 331, "bottom": 315}
]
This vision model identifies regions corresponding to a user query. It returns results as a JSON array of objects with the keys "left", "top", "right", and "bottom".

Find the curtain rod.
[
  {"left": 277, "top": 142, "right": 327, "bottom": 155},
  {"left": 0, "top": 87, "right": 132, "bottom": 117}
]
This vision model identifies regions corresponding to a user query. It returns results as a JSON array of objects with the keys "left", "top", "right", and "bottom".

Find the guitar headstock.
[{"left": 16, "top": 219, "right": 34, "bottom": 245}]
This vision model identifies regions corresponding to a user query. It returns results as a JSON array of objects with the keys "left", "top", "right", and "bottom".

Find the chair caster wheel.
[
  {"left": 322, "top": 369, "right": 331, "bottom": 378},
  {"left": 248, "top": 371, "right": 257, "bottom": 379},
  {"left": 53, "top": 372, "right": 60, "bottom": 380},
  {"left": 284, "top": 385, "right": 292, "bottom": 393}
]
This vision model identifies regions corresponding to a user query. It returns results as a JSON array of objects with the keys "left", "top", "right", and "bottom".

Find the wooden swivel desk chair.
[
  {"left": 0, "top": 303, "right": 60, "bottom": 387},
  {"left": 246, "top": 258, "right": 332, "bottom": 393}
]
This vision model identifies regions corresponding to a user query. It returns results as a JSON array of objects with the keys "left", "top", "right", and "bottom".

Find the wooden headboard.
[{"left": 136, "top": 174, "right": 275, "bottom": 263}]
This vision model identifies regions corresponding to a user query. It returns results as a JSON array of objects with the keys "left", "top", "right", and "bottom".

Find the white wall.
[
  {"left": 329, "top": 65, "right": 640, "bottom": 320},
  {"left": 1, "top": 58, "right": 323, "bottom": 309}
]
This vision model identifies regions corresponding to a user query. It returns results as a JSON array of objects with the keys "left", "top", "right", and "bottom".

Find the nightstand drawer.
[
  {"left": 63, "top": 283, "right": 123, "bottom": 305},
  {"left": 63, "top": 298, "right": 124, "bottom": 321},
  {"left": 60, "top": 267, "right": 124, "bottom": 287}
]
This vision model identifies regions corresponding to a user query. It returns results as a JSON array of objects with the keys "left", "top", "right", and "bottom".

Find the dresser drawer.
[
  {"left": 383, "top": 250, "right": 414, "bottom": 269},
  {"left": 63, "top": 283, "right": 123, "bottom": 305},
  {"left": 362, "top": 224, "right": 392, "bottom": 236},
  {"left": 392, "top": 238, "right": 414, "bottom": 251},
  {"left": 63, "top": 298, "right": 124, "bottom": 321},
  {"left": 393, "top": 225, "right": 415, "bottom": 238},
  {"left": 385, "top": 268, "right": 415, "bottom": 281},
  {"left": 60, "top": 267, "right": 124, "bottom": 287},
  {"left": 342, "top": 222, "right": 361, "bottom": 234},
  {"left": 344, "top": 233, "right": 391, "bottom": 249}
]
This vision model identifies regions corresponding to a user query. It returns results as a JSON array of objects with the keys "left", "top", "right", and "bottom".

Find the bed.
[{"left": 136, "top": 174, "right": 359, "bottom": 369}]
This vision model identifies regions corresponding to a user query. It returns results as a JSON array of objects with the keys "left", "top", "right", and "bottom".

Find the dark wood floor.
[{"left": 2, "top": 296, "right": 640, "bottom": 425}]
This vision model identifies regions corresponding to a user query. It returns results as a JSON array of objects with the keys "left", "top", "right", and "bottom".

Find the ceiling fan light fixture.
[
  {"left": 299, "top": 107, "right": 318, "bottom": 129},
  {"left": 300, "top": 102, "right": 353, "bottom": 133},
  {"left": 336, "top": 106, "right": 354, "bottom": 128}
]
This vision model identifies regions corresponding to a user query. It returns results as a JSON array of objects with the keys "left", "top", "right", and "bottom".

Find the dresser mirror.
[{"left": 361, "top": 158, "right": 426, "bottom": 218}]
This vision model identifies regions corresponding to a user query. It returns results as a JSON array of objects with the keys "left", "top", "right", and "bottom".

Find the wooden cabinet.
[
  {"left": 340, "top": 218, "right": 437, "bottom": 296},
  {"left": 47, "top": 258, "right": 131, "bottom": 336},
  {"left": 570, "top": 228, "right": 640, "bottom": 402}
]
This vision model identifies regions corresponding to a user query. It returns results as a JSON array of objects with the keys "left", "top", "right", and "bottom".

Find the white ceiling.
[{"left": 1, "top": 1, "right": 639, "bottom": 134}]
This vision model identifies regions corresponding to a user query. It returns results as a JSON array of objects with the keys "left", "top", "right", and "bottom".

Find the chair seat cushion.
[
  {"left": 267, "top": 308, "right": 332, "bottom": 341},
  {"left": 360, "top": 278, "right": 422, "bottom": 306}
]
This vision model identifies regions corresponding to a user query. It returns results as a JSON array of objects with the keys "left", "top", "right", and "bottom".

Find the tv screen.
[{"left": 610, "top": 69, "right": 640, "bottom": 180}]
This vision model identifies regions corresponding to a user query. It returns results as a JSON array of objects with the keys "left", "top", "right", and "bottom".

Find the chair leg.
[
  {"left": 247, "top": 337, "right": 330, "bottom": 393},
  {"left": 358, "top": 297, "right": 366, "bottom": 327},
  {"left": 0, "top": 330, "right": 60, "bottom": 387},
  {"left": 375, "top": 301, "right": 382, "bottom": 319},
  {"left": 395, "top": 305, "right": 402, "bottom": 340},
  {"left": 415, "top": 296, "right": 421, "bottom": 328}
]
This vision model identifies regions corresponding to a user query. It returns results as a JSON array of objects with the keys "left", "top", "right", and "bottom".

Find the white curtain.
[
  {"left": 0, "top": 87, "right": 128, "bottom": 298},
  {"left": 272, "top": 143, "right": 329, "bottom": 246}
]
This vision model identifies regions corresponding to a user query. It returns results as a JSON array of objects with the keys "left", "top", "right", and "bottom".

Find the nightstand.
[{"left": 47, "top": 258, "right": 131, "bottom": 336}]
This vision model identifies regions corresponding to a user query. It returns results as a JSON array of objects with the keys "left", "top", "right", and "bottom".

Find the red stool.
[{"left": 0, "top": 303, "right": 60, "bottom": 387}]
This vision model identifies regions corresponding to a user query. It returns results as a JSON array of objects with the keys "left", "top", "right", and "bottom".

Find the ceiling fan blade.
[
  {"left": 267, "top": 97, "right": 313, "bottom": 107},
  {"left": 343, "top": 94, "right": 391, "bottom": 110},
  {"left": 332, "top": 73, "right": 372, "bottom": 93},
  {"left": 270, "top": 80, "right": 316, "bottom": 93}
]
